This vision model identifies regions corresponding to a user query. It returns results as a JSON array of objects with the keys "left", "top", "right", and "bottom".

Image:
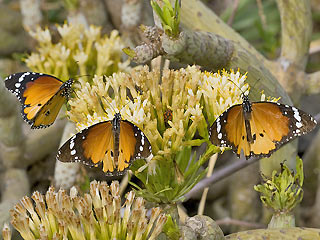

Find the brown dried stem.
[{"left": 227, "top": 0, "right": 240, "bottom": 26}]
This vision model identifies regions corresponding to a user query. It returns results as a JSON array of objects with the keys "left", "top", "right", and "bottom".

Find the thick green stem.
[
  {"left": 277, "top": 0, "right": 312, "bottom": 69},
  {"left": 268, "top": 212, "right": 295, "bottom": 228},
  {"left": 178, "top": 0, "right": 271, "bottom": 69},
  {"left": 306, "top": 71, "right": 320, "bottom": 95},
  {"left": 0, "top": 78, "right": 25, "bottom": 169}
]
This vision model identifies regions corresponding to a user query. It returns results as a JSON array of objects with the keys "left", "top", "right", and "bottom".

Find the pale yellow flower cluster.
[
  {"left": 25, "top": 22, "right": 130, "bottom": 80},
  {"left": 68, "top": 73, "right": 150, "bottom": 131},
  {"left": 8, "top": 181, "right": 166, "bottom": 240},
  {"left": 201, "top": 69, "right": 248, "bottom": 124},
  {"left": 67, "top": 66, "right": 248, "bottom": 163}
]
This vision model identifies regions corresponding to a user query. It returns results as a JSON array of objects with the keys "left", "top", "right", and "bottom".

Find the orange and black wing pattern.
[
  {"left": 5, "top": 72, "right": 73, "bottom": 129},
  {"left": 56, "top": 118, "right": 152, "bottom": 176},
  {"left": 210, "top": 101, "right": 317, "bottom": 159}
]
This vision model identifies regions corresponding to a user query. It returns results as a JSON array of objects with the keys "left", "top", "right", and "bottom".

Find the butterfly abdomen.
[{"left": 112, "top": 113, "right": 122, "bottom": 168}]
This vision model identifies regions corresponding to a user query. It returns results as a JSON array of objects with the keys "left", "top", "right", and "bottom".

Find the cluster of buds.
[
  {"left": 254, "top": 157, "right": 304, "bottom": 228},
  {"left": 7, "top": 181, "right": 166, "bottom": 240},
  {"left": 25, "top": 22, "right": 130, "bottom": 80}
]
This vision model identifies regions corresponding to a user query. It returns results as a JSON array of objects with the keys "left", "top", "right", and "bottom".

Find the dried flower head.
[{"left": 9, "top": 181, "right": 166, "bottom": 240}]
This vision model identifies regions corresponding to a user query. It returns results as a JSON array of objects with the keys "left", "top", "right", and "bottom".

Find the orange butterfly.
[
  {"left": 209, "top": 95, "right": 317, "bottom": 159},
  {"left": 56, "top": 113, "right": 152, "bottom": 175},
  {"left": 5, "top": 72, "right": 73, "bottom": 129}
]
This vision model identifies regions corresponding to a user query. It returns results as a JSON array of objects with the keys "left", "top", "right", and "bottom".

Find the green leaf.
[
  {"left": 162, "top": 215, "right": 181, "bottom": 240},
  {"left": 122, "top": 47, "right": 136, "bottom": 58},
  {"left": 150, "top": 0, "right": 181, "bottom": 38}
]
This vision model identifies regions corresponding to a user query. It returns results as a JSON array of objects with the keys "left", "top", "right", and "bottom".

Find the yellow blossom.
[{"left": 28, "top": 26, "right": 51, "bottom": 45}]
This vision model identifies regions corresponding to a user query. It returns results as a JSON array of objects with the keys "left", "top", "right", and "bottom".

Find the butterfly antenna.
[
  {"left": 96, "top": 92, "right": 122, "bottom": 117},
  {"left": 71, "top": 88, "right": 79, "bottom": 99},
  {"left": 226, "top": 78, "right": 247, "bottom": 98},
  {"left": 95, "top": 92, "right": 110, "bottom": 115},
  {"left": 71, "top": 74, "right": 94, "bottom": 83}
]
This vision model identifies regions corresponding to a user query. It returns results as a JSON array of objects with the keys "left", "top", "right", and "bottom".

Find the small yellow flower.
[
  {"left": 24, "top": 53, "right": 44, "bottom": 71},
  {"left": 84, "top": 25, "right": 101, "bottom": 41},
  {"left": 73, "top": 51, "right": 88, "bottom": 65},
  {"left": 28, "top": 26, "right": 51, "bottom": 45},
  {"left": 58, "top": 44, "right": 71, "bottom": 61}
]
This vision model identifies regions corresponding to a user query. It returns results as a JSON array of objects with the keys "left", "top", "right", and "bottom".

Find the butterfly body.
[
  {"left": 5, "top": 72, "right": 74, "bottom": 129},
  {"left": 110, "top": 113, "right": 123, "bottom": 169},
  {"left": 209, "top": 96, "right": 317, "bottom": 159},
  {"left": 57, "top": 113, "right": 152, "bottom": 175}
]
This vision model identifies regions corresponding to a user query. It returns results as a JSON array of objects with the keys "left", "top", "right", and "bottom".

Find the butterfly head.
[
  {"left": 241, "top": 94, "right": 252, "bottom": 113},
  {"left": 60, "top": 79, "right": 74, "bottom": 98},
  {"left": 112, "top": 112, "right": 122, "bottom": 130}
]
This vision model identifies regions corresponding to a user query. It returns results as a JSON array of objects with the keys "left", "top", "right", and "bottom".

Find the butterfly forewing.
[
  {"left": 5, "top": 72, "right": 72, "bottom": 128},
  {"left": 57, "top": 122, "right": 113, "bottom": 169}
]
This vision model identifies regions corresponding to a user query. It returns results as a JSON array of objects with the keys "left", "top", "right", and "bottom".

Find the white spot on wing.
[
  {"left": 216, "top": 121, "right": 221, "bottom": 133},
  {"left": 293, "top": 110, "right": 301, "bottom": 122}
]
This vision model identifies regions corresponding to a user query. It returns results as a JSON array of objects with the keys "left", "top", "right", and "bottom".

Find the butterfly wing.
[
  {"left": 57, "top": 120, "right": 152, "bottom": 175},
  {"left": 209, "top": 104, "right": 251, "bottom": 157},
  {"left": 118, "top": 120, "right": 152, "bottom": 174},
  {"left": 32, "top": 89, "right": 68, "bottom": 129},
  {"left": 5, "top": 72, "right": 67, "bottom": 128},
  {"left": 248, "top": 102, "right": 317, "bottom": 158}
]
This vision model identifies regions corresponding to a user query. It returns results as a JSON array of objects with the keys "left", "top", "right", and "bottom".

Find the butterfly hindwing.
[
  {"left": 4, "top": 72, "right": 73, "bottom": 128},
  {"left": 210, "top": 100, "right": 317, "bottom": 159},
  {"left": 57, "top": 117, "right": 152, "bottom": 175},
  {"left": 122, "top": 120, "right": 152, "bottom": 158}
]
